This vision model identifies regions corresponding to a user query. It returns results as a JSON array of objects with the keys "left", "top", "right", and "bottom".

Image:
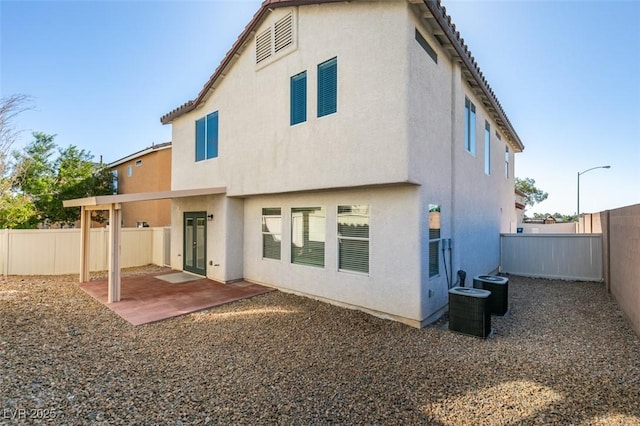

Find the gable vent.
[
  {"left": 274, "top": 13, "right": 293, "bottom": 53},
  {"left": 256, "top": 28, "right": 272, "bottom": 64}
]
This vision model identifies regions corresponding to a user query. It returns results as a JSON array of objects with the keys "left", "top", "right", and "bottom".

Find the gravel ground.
[{"left": 1, "top": 269, "right": 639, "bottom": 425}]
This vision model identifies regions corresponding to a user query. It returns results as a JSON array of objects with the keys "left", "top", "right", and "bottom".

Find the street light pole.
[{"left": 577, "top": 165, "right": 611, "bottom": 230}]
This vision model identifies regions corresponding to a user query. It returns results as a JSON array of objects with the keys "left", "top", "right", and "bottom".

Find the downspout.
[{"left": 450, "top": 63, "right": 461, "bottom": 284}]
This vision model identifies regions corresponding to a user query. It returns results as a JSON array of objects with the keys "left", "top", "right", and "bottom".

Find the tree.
[
  {"left": 531, "top": 212, "right": 577, "bottom": 223},
  {"left": 12, "top": 132, "right": 57, "bottom": 227},
  {"left": 0, "top": 94, "right": 36, "bottom": 228},
  {"left": 515, "top": 177, "right": 548, "bottom": 208},
  {"left": 11, "top": 133, "right": 115, "bottom": 227},
  {"left": 0, "top": 94, "right": 32, "bottom": 171},
  {"left": 54, "top": 145, "right": 115, "bottom": 224}
]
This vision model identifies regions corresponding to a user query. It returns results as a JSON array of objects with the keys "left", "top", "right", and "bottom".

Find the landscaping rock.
[{"left": 0, "top": 269, "right": 639, "bottom": 424}]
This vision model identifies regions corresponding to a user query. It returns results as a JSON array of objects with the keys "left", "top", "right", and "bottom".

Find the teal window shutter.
[
  {"left": 195, "top": 118, "right": 206, "bottom": 162},
  {"left": 317, "top": 57, "right": 337, "bottom": 117},
  {"left": 290, "top": 71, "right": 307, "bottom": 125},
  {"left": 206, "top": 111, "right": 218, "bottom": 159}
]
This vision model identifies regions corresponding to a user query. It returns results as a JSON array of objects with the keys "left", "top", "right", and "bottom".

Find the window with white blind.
[
  {"left": 338, "top": 205, "right": 369, "bottom": 274},
  {"left": 291, "top": 207, "right": 325, "bottom": 267},
  {"left": 262, "top": 208, "right": 282, "bottom": 260},
  {"left": 428, "top": 205, "right": 441, "bottom": 278}
]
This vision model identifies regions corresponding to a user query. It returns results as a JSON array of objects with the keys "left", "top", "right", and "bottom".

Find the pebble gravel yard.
[{"left": 1, "top": 268, "right": 639, "bottom": 425}]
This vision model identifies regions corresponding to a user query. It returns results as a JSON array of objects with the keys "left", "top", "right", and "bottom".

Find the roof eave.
[
  {"left": 160, "top": 0, "right": 347, "bottom": 125},
  {"left": 421, "top": 0, "right": 524, "bottom": 153}
]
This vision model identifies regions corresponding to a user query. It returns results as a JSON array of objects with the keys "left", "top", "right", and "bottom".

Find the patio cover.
[{"left": 63, "top": 187, "right": 226, "bottom": 303}]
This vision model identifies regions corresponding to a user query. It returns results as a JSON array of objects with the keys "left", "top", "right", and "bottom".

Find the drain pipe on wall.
[
  {"left": 442, "top": 238, "right": 450, "bottom": 288},
  {"left": 441, "top": 238, "right": 456, "bottom": 289}
]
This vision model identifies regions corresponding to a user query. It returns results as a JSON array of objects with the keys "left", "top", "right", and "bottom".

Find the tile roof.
[
  {"left": 160, "top": 0, "right": 524, "bottom": 152},
  {"left": 107, "top": 141, "right": 172, "bottom": 168}
]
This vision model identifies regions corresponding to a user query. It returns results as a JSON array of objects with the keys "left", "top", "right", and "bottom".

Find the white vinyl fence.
[
  {"left": 0, "top": 227, "right": 170, "bottom": 276},
  {"left": 501, "top": 233, "right": 603, "bottom": 281}
]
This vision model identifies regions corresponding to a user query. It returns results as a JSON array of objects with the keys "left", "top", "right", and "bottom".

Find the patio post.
[
  {"left": 107, "top": 203, "right": 122, "bottom": 303},
  {"left": 79, "top": 206, "right": 91, "bottom": 282}
]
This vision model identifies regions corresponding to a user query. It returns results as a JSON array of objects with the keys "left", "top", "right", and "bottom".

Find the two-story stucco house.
[
  {"left": 160, "top": 0, "right": 524, "bottom": 327},
  {"left": 108, "top": 142, "right": 172, "bottom": 228}
]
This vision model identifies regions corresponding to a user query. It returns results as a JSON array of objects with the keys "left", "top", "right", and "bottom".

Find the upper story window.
[
  {"left": 338, "top": 205, "right": 370, "bottom": 274},
  {"left": 415, "top": 29, "right": 437, "bottom": 64},
  {"left": 505, "top": 145, "right": 510, "bottom": 179},
  {"left": 256, "top": 12, "right": 295, "bottom": 66},
  {"left": 127, "top": 165, "right": 132, "bottom": 177},
  {"left": 290, "top": 71, "right": 307, "bottom": 126},
  {"left": 484, "top": 121, "right": 491, "bottom": 175},
  {"left": 112, "top": 170, "right": 118, "bottom": 194},
  {"left": 464, "top": 97, "right": 476, "bottom": 155},
  {"left": 135, "top": 160, "right": 142, "bottom": 167},
  {"left": 195, "top": 111, "right": 219, "bottom": 162},
  {"left": 317, "top": 57, "right": 337, "bottom": 117}
]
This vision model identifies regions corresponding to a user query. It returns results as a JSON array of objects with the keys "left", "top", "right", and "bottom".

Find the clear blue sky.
[{"left": 2, "top": 0, "right": 639, "bottom": 215}]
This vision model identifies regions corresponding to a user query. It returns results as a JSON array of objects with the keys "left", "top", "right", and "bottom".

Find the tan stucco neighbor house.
[
  {"left": 69, "top": 0, "right": 524, "bottom": 327},
  {"left": 108, "top": 142, "right": 172, "bottom": 228}
]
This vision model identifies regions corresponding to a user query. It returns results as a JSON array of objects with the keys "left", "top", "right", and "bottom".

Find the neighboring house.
[
  {"left": 524, "top": 216, "right": 558, "bottom": 225},
  {"left": 159, "top": 0, "right": 524, "bottom": 327},
  {"left": 108, "top": 142, "right": 172, "bottom": 228}
]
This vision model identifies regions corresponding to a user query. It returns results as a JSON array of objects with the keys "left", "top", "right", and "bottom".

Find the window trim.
[{"left": 337, "top": 205, "right": 370, "bottom": 275}]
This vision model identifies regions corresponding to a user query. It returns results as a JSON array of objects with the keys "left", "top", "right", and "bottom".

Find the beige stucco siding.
[
  {"left": 243, "top": 185, "right": 422, "bottom": 325},
  {"left": 171, "top": 1, "right": 411, "bottom": 196},
  {"left": 404, "top": 6, "right": 517, "bottom": 313},
  {"left": 165, "top": 0, "right": 522, "bottom": 327}
]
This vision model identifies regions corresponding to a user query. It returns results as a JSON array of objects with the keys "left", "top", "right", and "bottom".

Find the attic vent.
[
  {"left": 274, "top": 13, "right": 293, "bottom": 53},
  {"left": 256, "top": 29, "right": 272, "bottom": 64}
]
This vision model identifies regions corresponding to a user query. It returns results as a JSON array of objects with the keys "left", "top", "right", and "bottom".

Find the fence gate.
[{"left": 501, "top": 234, "right": 603, "bottom": 281}]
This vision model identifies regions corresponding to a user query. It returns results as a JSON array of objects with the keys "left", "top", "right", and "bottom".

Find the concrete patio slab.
[{"left": 79, "top": 271, "right": 274, "bottom": 325}]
